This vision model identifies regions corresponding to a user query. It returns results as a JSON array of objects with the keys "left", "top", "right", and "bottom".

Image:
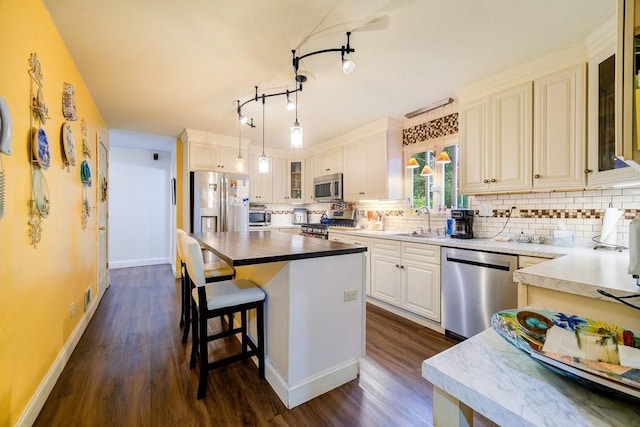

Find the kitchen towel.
[{"left": 601, "top": 206, "right": 623, "bottom": 245}]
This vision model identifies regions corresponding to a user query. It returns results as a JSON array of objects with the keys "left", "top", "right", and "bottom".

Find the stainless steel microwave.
[
  {"left": 314, "top": 173, "right": 343, "bottom": 202},
  {"left": 249, "top": 210, "right": 271, "bottom": 226}
]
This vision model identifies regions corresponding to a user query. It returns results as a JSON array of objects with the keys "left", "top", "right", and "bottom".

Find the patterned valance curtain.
[{"left": 403, "top": 113, "right": 458, "bottom": 147}]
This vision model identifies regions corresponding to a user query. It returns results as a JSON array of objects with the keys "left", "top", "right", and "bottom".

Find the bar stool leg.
[
  {"left": 257, "top": 303, "right": 265, "bottom": 378},
  {"left": 182, "top": 275, "right": 192, "bottom": 343}
]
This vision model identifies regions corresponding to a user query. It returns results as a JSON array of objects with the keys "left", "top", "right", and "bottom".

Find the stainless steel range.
[{"left": 299, "top": 209, "right": 356, "bottom": 239}]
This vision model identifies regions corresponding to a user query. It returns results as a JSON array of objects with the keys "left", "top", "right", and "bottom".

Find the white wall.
[{"left": 108, "top": 130, "right": 176, "bottom": 268}]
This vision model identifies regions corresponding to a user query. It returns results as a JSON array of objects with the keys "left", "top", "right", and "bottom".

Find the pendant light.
[
  {"left": 290, "top": 86, "right": 303, "bottom": 148},
  {"left": 420, "top": 164, "right": 433, "bottom": 176},
  {"left": 406, "top": 156, "right": 419, "bottom": 169},
  {"left": 259, "top": 95, "right": 269, "bottom": 173},
  {"left": 236, "top": 101, "right": 244, "bottom": 173}
]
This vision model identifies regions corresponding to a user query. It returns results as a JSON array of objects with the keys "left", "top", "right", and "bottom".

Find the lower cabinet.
[{"left": 370, "top": 239, "right": 441, "bottom": 322}]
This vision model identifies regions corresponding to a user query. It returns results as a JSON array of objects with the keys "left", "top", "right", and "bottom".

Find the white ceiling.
[{"left": 43, "top": 0, "right": 615, "bottom": 150}]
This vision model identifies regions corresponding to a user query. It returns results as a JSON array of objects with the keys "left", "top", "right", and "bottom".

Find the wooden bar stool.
[
  {"left": 176, "top": 229, "right": 235, "bottom": 343},
  {"left": 182, "top": 235, "right": 265, "bottom": 399}
]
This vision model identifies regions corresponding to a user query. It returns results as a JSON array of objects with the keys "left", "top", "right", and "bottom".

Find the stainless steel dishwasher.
[{"left": 441, "top": 247, "right": 518, "bottom": 339}]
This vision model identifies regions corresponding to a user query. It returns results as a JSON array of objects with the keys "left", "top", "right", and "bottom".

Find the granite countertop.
[
  {"left": 421, "top": 328, "right": 640, "bottom": 426},
  {"left": 195, "top": 231, "right": 366, "bottom": 266},
  {"left": 329, "top": 228, "right": 640, "bottom": 300}
]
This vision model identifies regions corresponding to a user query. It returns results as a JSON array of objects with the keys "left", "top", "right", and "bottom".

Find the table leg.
[{"left": 433, "top": 386, "right": 473, "bottom": 427}]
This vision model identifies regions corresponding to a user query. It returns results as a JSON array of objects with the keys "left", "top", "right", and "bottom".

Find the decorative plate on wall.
[
  {"left": 62, "top": 122, "right": 76, "bottom": 167},
  {"left": 32, "top": 168, "right": 50, "bottom": 218},
  {"left": 32, "top": 127, "right": 50, "bottom": 169}
]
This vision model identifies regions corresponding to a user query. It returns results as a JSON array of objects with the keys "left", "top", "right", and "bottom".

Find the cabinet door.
[
  {"left": 343, "top": 139, "right": 365, "bottom": 200},
  {"left": 248, "top": 153, "right": 272, "bottom": 202},
  {"left": 316, "top": 147, "right": 343, "bottom": 175},
  {"left": 304, "top": 155, "right": 315, "bottom": 203},
  {"left": 370, "top": 240, "right": 401, "bottom": 305},
  {"left": 189, "top": 142, "right": 219, "bottom": 171},
  {"left": 402, "top": 258, "right": 440, "bottom": 321},
  {"left": 289, "top": 160, "right": 303, "bottom": 201},
  {"left": 533, "top": 63, "right": 586, "bottom": 189},
  {"left": 271, "top": 157, "right": 289, "bottom": 203},
  {"left": 459, "top": 97, "right": 491, "bottom": 193},
  {"left": 218, "top": 146, "right": 239, "bottom": 172},
  {"left": 493, "top": 82, "right": 533, "bottom": 191},
  {"left": 362, "top": 132, "right": 388, "bottom": 199}
]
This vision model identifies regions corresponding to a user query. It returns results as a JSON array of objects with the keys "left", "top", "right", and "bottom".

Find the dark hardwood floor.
[{"left": 35, "top": 264, "right": 495, "bottom": 426}]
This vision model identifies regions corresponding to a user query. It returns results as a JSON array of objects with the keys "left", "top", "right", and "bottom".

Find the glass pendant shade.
[
  {"left": 235, "top": 156, "right": 245, "bottom": 173},
  {"left": 290, "top": 121, "right": 303, "bottom": 148},
  {"left": 435, "top": 151, "right": 451, "bottom": 164},
  {"left": 406, "top": 157, "right": 419, "bottom": 169},
  {"left": 342, "top": 58, "right": 355, "bottom": 75},
  {"left": 420, "top": 165, "right": 433, "bottom": 176},
  {"left": 258, "top": 154, "right": 269, "bottom": 173}
]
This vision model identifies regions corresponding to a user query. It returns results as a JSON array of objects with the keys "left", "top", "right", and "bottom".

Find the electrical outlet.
[
  {"left": 510, "top": 204, "right": 521, "bottom": 218},
  {"left": 344, "top": 289, "right": 358, "bottom": 301},
  {"left": 70, "top": 302, "right": 76, "bottom": 319},
  {"left": 84, "top": 287, "right": 92, "bottom": 312}
]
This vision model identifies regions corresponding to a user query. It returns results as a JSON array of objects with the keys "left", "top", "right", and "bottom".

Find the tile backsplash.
[{"left": 267, "top": 187, "right": 640, "bottom": 245}]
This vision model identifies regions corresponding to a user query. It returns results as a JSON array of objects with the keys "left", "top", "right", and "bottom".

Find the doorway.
[{"left": 98, "top": 136, "right": 109, "bottom": 297}]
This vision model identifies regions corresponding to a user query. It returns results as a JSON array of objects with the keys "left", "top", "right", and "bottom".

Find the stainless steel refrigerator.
[{"left": 190, "top": 171, "right": 250, "bottom": 235}]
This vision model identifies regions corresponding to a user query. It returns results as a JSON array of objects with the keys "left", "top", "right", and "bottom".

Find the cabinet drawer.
[
  {"left": 402, "top": 242, "right": 440, "bottom": 263},
  {"left": 372, "top": 239, "right": 401, "bottom": 256}
]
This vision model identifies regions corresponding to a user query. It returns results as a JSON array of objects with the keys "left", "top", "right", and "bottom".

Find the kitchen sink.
[{"left": 393, "top": 232, "right": 445, "bottom": 239}]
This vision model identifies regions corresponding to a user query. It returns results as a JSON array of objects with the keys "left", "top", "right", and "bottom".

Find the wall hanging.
[
  {"left": 80, "top": 120, "right": 92, "bottom": 229},
  {"left": 0, "top": 95, "right": 12, "bottom": 221},
  {"left": 29, "top": 53, "right": 49, "bottom": 125},
  {"left": 61, "top": 82, "right": 77, "bottom": 121},
  {"left": 61, "top": 121, "right": 76, "bottom": 171},
  {"left": 81, "top": 119, "right": 91, "bottom": 159}
]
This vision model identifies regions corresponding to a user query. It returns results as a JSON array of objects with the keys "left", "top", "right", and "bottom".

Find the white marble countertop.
[
  {"left": 422, "top": 328, "right": 640, "bottom": 427},
  {"left": 329, "top": 228, "right": 640, "bottom": 300}
]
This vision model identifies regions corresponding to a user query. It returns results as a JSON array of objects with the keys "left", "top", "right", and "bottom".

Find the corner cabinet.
[
  {"left": 343, "top": 129, "right": 403, "bottom": 202},
  {"left": 533, "top": 63, "right": 587, "bottom": 190},
  {"left": 370, "top": 239, "right": 441, "bottom": 322},
  {"left": 181, "top": 128, "right": 248, "bottom": 173},
  {"left": 459, "top": 82, "right": 533, "bottom": 193}
]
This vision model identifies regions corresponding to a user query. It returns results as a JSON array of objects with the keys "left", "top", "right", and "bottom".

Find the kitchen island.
[{"left": 195, "top": 231, "right": 367, "bottom": 408}]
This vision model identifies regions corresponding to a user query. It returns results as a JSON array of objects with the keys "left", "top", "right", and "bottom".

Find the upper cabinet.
[
  {"left": 315, "top": 146, "right": 343, "bottom": 176},
  {"left": 459, "top": 82, "right": 533, "bottom": 193},
  {"left": 272, "top": 157, "right": 303, "bottom": 203},
  {"left": 181, "top": 129, "right": 248, "bottom": 173},
  {"left": 343, "top": 130, "right": 403, "bottom": 201},
  {"left": 532, "top": 63, "right": 587, "bottom": 190},
  {"left": 304, "top": 155, "right": 316, "bottom": 204}
]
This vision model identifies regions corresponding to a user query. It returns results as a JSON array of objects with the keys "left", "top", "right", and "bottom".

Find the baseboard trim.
[
  {"left": 15, "top": 288, "right": 104, "bottom": 427},
  {"left": 265, "top": 357, "right": 359, "bottom": 409},
  {"left": 109, "top": 257, "right": 169, "bottom": 269},
  {"left": 366, "top": 297, "right": 444, "bottom": 333}
]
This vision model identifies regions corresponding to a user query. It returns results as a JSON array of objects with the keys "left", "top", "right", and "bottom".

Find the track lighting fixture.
[
  {"left": 286, "top": 90, "right": 296, "bottom": 111},
  {"left": 292, "top": 32, "right": 355, "bottom": 82}
]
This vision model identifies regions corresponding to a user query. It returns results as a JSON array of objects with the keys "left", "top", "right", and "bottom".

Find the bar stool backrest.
[
  {"left": 182, "top": 235, "right": 206, "bottom": 288},
  {"left": 176, "top": 229, "right": 186, "bottom": 262}
]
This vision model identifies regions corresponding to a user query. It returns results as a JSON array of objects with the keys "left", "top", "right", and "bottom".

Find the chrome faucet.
[{"left": 417, "top": 206, "right": 431, "bottom": 233}]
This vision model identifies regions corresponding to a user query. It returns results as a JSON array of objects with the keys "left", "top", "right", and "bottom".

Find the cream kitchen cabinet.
[
  {"left": 189, "top": 141, "right": 241, "bottom": 172},
  {"left": 315, "top": 146, "right": 343, "bottom": 176},
  {"left": 343, "top": 130, "right": 403, "bottom": 201},
  {"left": 272, "top": 157, "right": 303, "bottom": 203},
  {"left": 328, "top": 233, "right": 371, "bottom": 296},
  {"left": 248, "top": 153, "right": 272, "bottom": 202},
  {"left": 459, "top": 82, "right": 533, "bottom": 193},
  {"left": 533, "top": 63, "right": 586, "bottom": 190},
  {"left": 304, "top": 155, "right": 316, "bottom": 203},
  {"left": 370, "top": 238, "right": 440, "bottom": 321}
]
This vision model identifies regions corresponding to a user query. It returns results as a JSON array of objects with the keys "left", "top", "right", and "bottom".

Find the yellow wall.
[{"left": 0, "top": 1, "right": 107, "bottom": 424}]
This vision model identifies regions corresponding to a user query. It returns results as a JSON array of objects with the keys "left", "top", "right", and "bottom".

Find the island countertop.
[{"left": 195, "top": 231, "right": 367, "bottom": 266}]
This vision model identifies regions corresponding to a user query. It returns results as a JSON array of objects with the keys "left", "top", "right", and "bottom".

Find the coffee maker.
[{"left": 450, "top": 209, "right": 474, "bottom": 239}]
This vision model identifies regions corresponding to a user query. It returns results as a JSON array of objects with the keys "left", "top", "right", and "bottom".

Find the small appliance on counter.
[
  {"left": 450, "top": 209, "right": 474, "bottom": 239},
  {"left": 249, "top": 205, "right": 271, "bottom": 226},
  {"left": 292, "top": 207, "right": 308, "bottom": 225}
]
